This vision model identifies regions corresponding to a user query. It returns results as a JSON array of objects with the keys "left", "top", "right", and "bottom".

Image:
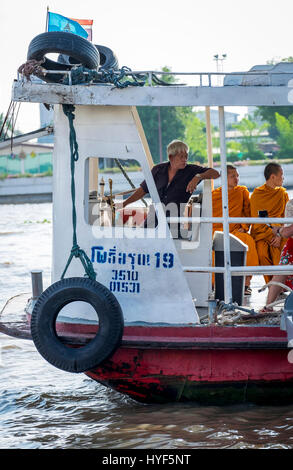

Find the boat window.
[
  {"left": 85, "top": 157, "right": 150, "bottom": 228},
  {"left": 85, "top": 157, "right": 203, "bottom": 240}
]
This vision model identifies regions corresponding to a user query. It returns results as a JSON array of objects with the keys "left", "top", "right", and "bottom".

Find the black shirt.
[{"left": 140, "top": 162, "right": 211, "bottom": 207}]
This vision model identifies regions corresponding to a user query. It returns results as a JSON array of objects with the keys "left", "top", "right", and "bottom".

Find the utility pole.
[{"left": 158, "top": 107, "right": 163, "bottom": 163}]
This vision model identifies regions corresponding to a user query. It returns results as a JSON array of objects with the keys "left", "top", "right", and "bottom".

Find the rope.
[
  {"left": 259, "top": 280, "right": 292, "bottom": 293},
  {"left": 0, "top": 101, "right": 13, "bottom": 139},
  {"left": 61, "top": 65, "right": 147, "bottom": 88},
  {"left": 61, "top": 65, "right": 176, "bottom": 89},
  {"left": 61, "top": 104, "right": 96, "bottom": 281},
  {"left": 114, "top": 158, "right": 148, "bottom": 207},
  {"left": 17, "top": 58, "right": 178, "bottom": 88},
  {"left": 18, "top": 59, "right": 46, "bottom": 81}
]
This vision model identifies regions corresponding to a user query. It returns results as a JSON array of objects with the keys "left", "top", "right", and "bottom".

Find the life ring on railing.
[{"left": 30, "top": 277, "right": 124, "bottom": 373}]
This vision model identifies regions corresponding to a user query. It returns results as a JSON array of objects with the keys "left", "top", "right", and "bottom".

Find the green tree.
[
  {"left": 0, "top": 111, "right": 21, "bottom": 141},
  {"left": 256, "top": 56, "right": 293, "bottom": 138},
  {"left": 138, "top": 106, "right": 190, "bottom": 163},
  {"left": 232, "top": 116, "right": 267, "bottom": 159},
  {"left": 184, "top": 113, "right": 207, "bottom": 162},
  {"left": 0, "top": 112, "right": 10, "bottom": 141},
  {"left": 275, "top": 112, "right": 293, "bottom": 157},
  {"left": 137, "top": 66, "right": 195, "bottom": 163}
]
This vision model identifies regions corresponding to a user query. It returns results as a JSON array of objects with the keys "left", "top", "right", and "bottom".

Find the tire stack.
[{"left": 27, "top": 31, "right": 118, "bottom": 84}]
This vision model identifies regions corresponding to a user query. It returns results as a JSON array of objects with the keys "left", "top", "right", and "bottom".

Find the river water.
[{"left": 0, "top": 202, "right": 293, "bottom": 450}]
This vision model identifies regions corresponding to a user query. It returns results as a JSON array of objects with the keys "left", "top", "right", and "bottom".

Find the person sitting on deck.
[
  {"left": 212, "top": 164, "right": 259, "bottom": 296},
  {"left": 250, "top": 162, "right": 289, "bottom": 285},
  {"left": 117, "top": 139, "right": 220, "bottom": 230},
  {"left": 260, "top": 199, "right": 293, "bottom": 313}
]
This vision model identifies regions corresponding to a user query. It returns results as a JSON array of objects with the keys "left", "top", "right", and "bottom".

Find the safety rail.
[
  {"left": 169, "top": 217, "right": 293, "bottom": 224},
  {"left": 16, "top": 69, "right": 293, "bottom": 87},
  {"left": 172, "top": 104, "right": 293, "bottom": 303},
  {"left": 168, "top": 216, "right": 293, "bottom": 277}
]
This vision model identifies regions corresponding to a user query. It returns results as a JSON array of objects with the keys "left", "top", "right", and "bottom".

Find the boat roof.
[{"left": 12, "top": 64, "right": 293, "bottom": 107}]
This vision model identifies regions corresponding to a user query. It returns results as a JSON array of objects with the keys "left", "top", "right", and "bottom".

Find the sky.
[{"left": 1, "top": 0, "right": 293, "bottom": 134}]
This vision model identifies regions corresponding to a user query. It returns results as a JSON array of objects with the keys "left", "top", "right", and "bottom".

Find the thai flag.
[{"left": 47, "top": 12, "right": 89, "bottom": 39}]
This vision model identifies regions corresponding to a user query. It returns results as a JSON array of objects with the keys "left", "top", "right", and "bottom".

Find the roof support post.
[
  {"left": 205, "top": 106, "right": 214, "bottom": 190},
  {"left": 218, "top": 106, "right": 232, "bottom": 303}
]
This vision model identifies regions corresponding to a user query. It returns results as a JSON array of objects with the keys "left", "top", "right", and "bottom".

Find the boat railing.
[
  {"left": 17, "top": 69, "right": 293, "bottom": 87},
  {"left": 168, "top": 214, "right": 293, "bottom": 301},
  {"left": 169, "top": 104, "right": 293, "bottom": 303}
]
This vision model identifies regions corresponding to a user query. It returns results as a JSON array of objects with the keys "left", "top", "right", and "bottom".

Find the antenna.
[
  {"left": 45, "top": 6, "right": 49, "bottom": 32},
  {"left": 213, "top": 53, "right": 227, "bottom": 85}
]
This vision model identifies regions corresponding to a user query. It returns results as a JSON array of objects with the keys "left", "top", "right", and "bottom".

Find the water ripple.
[{"left": 1, "top": 203, "right": 293, "bottom": 448}]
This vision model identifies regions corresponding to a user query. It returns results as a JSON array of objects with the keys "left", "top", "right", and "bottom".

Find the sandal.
[
  {"left": 244, "top": 286, "right": 252, "bottom": 296},
  {"left": 258, "top": 306, "right": 274, "bottom": 314}
]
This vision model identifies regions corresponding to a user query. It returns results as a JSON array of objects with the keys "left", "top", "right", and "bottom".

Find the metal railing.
[
  {"left": 168, "top": 106, "right": 293, "bottom": 303},
  {"left": 16, "top": 69, "right": 293, "bottom": 88}
]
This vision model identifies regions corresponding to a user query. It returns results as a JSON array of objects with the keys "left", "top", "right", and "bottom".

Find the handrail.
[
  {"left": 170, "top": 214, "right": 293, "bottom": 278},
  {"left": 183, "top": 266, "right": 293, "bottom": 275},
  {"left": 168, "top": 217, "right": 293, "bottom": 224},
  {"left": 17, "top": 68, "right": 293, "bottom": 88}
]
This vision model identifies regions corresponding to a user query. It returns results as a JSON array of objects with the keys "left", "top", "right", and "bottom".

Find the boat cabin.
[{"left": 12, "top": 66, "right": 293, "bottom": 328}]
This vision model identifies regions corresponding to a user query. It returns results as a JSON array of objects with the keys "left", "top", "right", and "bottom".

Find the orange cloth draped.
[
  {"left": 212, "top": 185, "right": 251, "bottom": 234},
  {"left": 250, "top": 184, "right": 289, "bottom": 283},
  {"left": 212, "top": 186, "right": 259, "bottom": 286}
]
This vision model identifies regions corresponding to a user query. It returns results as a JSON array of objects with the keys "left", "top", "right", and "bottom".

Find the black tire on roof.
[
  {"left": 27, "top": 31, "right": 100, "bottom": 83},
  {"left": 58, "top": 44, "right": 119, "bottom": 71}
]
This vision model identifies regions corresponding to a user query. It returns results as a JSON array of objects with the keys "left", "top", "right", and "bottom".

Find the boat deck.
[
  {"left": 0, "top": 273, "right": 285, "bottom": 344},
  {"left": 197, "top": 273, "right": 286, "bottom": 326}
]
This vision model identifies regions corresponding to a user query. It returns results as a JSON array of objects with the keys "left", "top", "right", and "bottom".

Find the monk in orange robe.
[
  {"left": 212, "top": 164, "right": 259, "bottom": 294},
  {"left": 250, "top": 162, "right": 289, "bottom": 284}
]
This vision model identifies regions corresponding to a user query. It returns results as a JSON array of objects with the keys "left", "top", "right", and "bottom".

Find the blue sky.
[{"left": 1, "top": 0, "right": 293, "bottom": 133}]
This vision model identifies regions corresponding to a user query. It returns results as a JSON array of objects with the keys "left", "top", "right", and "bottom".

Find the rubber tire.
[
  {"left": 27, "top": 32, "right": 100, "bottom": 83},
  {"left": 96, "top": 45, "right": 119, "bottom": 70},
  {"left": 58, "top": 44, "right": 119, "bottom": 71},
  {"left": 30, "top": 277, "right": 124, "bottom": 373}
]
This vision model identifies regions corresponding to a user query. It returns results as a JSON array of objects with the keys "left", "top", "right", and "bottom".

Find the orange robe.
[
  {"left": 212, "top": 185, "right": 259, "bottom": 286},
  {"left": 250, "top": 183, "right": 289, "bottom": 284}
]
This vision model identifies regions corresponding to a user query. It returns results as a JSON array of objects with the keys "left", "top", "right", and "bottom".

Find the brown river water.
[{"left": 0, "top": 202, "right": 293, "bottom": 450}]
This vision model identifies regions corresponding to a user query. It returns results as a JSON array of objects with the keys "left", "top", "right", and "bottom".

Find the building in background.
[
  {"left": 0, "top": 142, "right": 53, "bottom": 176},
  {"left": 196, "top": 108, "right": 240, "bottom": 128},
  {"left": 38, "top": 104, "right": 54, "bottom": 144}
]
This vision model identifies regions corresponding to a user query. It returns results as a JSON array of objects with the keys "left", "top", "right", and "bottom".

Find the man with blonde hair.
[{"left": 120, "top": 139, "right": 219, "bottom": 216}]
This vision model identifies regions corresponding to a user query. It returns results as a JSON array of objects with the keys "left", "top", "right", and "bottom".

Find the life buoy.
[
  {"left": 30, "top": 277, "right": 124, "bottom": 373},
  {"left": 27, "top": 32, "right": 100, "bottom": 83}
]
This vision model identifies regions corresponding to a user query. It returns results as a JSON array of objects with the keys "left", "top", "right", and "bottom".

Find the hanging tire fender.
[{"left": 30, "top": 277, "right": 124, "bottom": 373}]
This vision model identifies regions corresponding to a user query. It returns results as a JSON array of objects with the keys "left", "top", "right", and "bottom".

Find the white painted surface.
[
  {"left": 0, "top": 176, "right": 52, "bottom": 196},
  {"left": 12, "top": 81, "right": 293, "bottom": 107},
  {"left": 52, "top": 104, "right": 200, "bottom": 325}
]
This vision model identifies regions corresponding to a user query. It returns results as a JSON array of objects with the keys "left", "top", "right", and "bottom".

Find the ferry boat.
[{"left": 1, "top": 33, "right": 293, "bottom": 404}]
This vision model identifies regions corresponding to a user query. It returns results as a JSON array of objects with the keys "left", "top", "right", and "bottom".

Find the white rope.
[
  {"left": 259, "top": 280, "right": 293, "bottom": 293},
  {"left": 0, "top": 293, "right": 30, "bottom": 317}
]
